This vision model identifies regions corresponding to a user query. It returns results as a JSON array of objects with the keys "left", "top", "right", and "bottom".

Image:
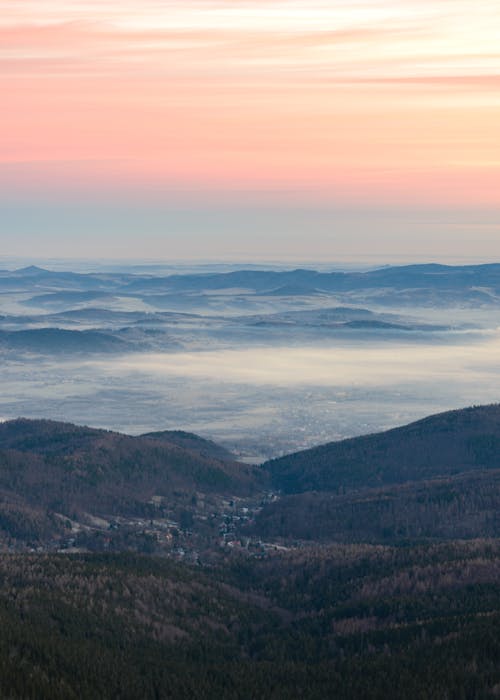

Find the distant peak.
[{"left": 15, "top": 265, "right": 49, "bottom": 275}]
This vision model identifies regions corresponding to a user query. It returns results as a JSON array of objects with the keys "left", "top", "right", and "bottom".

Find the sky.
[{"left": 1, "top": 0, "right": 500, "bottom": 261}]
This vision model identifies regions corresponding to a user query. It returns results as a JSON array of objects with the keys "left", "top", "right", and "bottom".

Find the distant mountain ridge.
[
  {"left": 120, "top": 262, "right": 500, "bottom": 295},
  {"left": 4, "top": 261, "right": 500, "bottom": 295},
  {"left": 0, "top": 328, "right": 129, "bottom": 353}
]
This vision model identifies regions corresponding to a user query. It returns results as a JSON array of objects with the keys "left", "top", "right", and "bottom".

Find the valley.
[
  {"left": 1, "top": 263, "right": 500, "bottom": 697},
  {"left": 2, "top": 405, "right": 500, "bottom": 557},
  {"left": 3, "top": 262, "right": 500, "bottom": 460}
]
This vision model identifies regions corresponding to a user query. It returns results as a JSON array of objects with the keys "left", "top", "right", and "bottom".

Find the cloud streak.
[{"left": 1, "top": 0, "right": 499, "bottom": 256}]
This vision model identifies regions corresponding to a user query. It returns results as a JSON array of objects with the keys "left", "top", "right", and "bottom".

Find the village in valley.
[{"left": 11, "top": 489, "right": 292, "bottom": 562}]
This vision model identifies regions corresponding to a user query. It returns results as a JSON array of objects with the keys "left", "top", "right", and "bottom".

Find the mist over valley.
[{"left": 2, "top": 262, "right": 500, "bottom": 460}]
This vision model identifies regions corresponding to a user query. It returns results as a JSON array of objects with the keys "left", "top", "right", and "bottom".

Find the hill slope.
[
  {"left": 250, "top": 468, "right": 500, "bottom": 542},
  {"left": 264, "top": 404, "right": 500, "bottom": 494},
  {"left": 0, "top": 418, "right": 263, "bottom": 499},
  {"left": 0, "top": 542, "right": 499, "bottom": 698},
  {"left": 0, "top": 419, "right": 265, "bottom": 546},
  {"left": 140, "top": 429, "right": 237, "bottom": 462}
]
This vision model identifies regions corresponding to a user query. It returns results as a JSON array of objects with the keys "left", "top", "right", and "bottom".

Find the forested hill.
[
  {"left": 0, "top": 411, "right": 500, "bottom": 696},
  {"left": 0, "top": 542, "right": 498, "bottom": 698},
  {"left": 0, "top": 418, "right": 264, "bottom": 513},
  {"left": 140, "top": 429, "right": 237, "bottom": 462},
  {"left": 264, "top": 404, "right": 500, "bottom": 494}
]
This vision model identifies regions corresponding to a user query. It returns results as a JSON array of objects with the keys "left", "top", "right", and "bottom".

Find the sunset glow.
[{"left": 2, "top": 1, "right": 500, "bottom": 257}]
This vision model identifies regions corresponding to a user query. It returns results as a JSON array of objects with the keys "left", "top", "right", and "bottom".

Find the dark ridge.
[
  {"left": 0, "top": 418, "right": 264, "bottom": 519},
  {"left": 249, "top": 468, "right": 500, "bottom": 542},
  {"left": 141, "top": 429, "right": 236, "bottom": 462},
  {"left": 264, "top": 403, "right": 500, "bottom": 494},
  {"left": 0, "top": 327, "right": 129, "bottom": 353},
  {"left": 14, "top": 265, "right": 50, "bottom": 275}
]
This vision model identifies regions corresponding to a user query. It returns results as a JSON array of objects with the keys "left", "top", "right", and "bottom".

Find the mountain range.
[
  {"left": 3, "top": 262, "right": 500, "bottom": 307},
  {"left": 5, "top": 262, "right": 500, "bottom": 360}
]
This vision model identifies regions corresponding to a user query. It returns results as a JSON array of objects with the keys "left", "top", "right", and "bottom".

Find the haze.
[{"left": 2, "top": 261, "right": 500, "bottom": 460}]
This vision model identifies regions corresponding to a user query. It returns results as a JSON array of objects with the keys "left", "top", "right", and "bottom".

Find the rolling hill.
[
  {"left": 248, "top": 404, "right": 500, "bottom": 542},
  {"left": 250, "top": 468, "right": 500, "bottom": 542},
  {"left": 0, "top": 419, "right": 265, "bottom": 546},
  {"left": 264, "top": 403, "right": 500, "bottom": 494},
  {"left": 0, "top": 407, "right": 499, "bottom": 696}
]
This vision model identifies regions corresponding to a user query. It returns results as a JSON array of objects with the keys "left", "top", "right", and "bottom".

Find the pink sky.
[{"left": 1, "top": 1, "right": 500, "bottom": 258}]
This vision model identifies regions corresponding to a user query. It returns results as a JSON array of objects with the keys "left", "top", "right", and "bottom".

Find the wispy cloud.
[
  {"left": 2, "top": 1, "right": 499, "bottom": 79},
  {"left": 1, "top": 0, "right": 499, "bottom": 209}
]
